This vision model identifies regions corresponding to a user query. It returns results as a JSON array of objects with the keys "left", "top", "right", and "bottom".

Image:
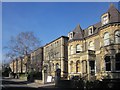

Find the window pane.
[
  {"left": 76, "top": 61, "right": 80, "bottom": 72},
  {"left": 116, "top": 38, "right": 120, "bottom": 43},
  {"left": 104, "top": 33, "right": 109, "bottom": 39},
  {"left": 116, "top": 63, "right": 120, "bottom": 71},
  {"left": 89, "top": 61, "right": 95, "bottom": 75},
  {"left": 116, "top": 53, "right": 120, "bottom": 61},
  {"left": 76, "top": 44, "right": 82, "bottom": 53},
  {"left": 89, "top": 41, "right": 94, "bottom": 50},
  {"left": 115, "top": 53, "right": 120, "bottom": 71},
  {"left": 89, "top": 28, "right": 93, "bottom": 35},
  {"left": 102, "top": 15, "right": 109, "bottom": 25},
  {"left": 106, "top": 63, "right": 111, "bottom": 71},
  {"left": 105, "top": 56, "right": 111, "bottom": 71},
  {"left": 105, "top": 56, "right": 110, "bottom": 62},
  {"left": 104, "top": 33, "right": 110, "bottom": 46},
  {"left": 115, "top": 30, "right": 120, "bottom": 43}
]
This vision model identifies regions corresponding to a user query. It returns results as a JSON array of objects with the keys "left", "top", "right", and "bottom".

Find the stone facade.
[
  {"left": 9, "top": 4, "right": 120, "bottom": 82},
  {"left": 9, "top": 55, "right": 30, "bottom": 74},
  {"left": 30, "top": 47, "right": 43, "bottom": 72},
  {"left": 43, "top": 36, "right": 68, "bottom": 83},
  {"left": 68, "top": 4, "right": 120, "bottom": 81}
]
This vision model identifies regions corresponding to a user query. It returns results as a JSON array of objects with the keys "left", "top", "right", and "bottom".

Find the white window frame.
[
  {"left": 88, "top": 41, "right": 94, "bottom": 50},
  {"left": 101, "top": 13, "right": 109, "bottom": 25},
  {"left": 104, "top": 32, "right": 110, "bottom": 46},
  {"left": 88, "top": 26, "right": 94, "bottom": 35},
  {"left": 68, "top": 32, "right": 74, "bottom": 40},
  {"left": 76, "top": 44, "right": 82, "bottom": 53},
  {"left": 115, "top": 30, "right": 120, "bottom": 44}
]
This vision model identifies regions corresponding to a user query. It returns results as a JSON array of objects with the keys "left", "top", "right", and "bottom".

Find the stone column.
[
  {"left": 87, "top": 60, "right": 89, "bottom": 80},
  {"left": 110, "top": 50, "right": 115, "bottom": 72},
  {"left": 74, "top": 61, "right": 76, "bottom": 74},
  {"left": 68, "top": 61, "right": 71, "bottom": 79},
  {"left": 42, "top": 70, "right": 44, "bottom": 84}
]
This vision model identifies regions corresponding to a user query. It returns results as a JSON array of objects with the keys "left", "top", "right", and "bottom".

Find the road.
[
  {"left": 1, "top": 77, "right": 73, "bottom": 90},
  {"left": 2, "top": 77, "right": 119, "bottom": 90},
  {"left": 1, "top": 77, "right": 35, "bottom": 90},
  {"left": 1, "top": 77, "right": 59, "bottom": 90}
]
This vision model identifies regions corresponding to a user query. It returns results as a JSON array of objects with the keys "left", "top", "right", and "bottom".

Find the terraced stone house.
[{"left": 68, "top": 4, "right": 120, "bottom": 81}]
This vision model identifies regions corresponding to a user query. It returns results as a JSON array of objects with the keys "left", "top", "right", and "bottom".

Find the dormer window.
[
  {"left": 101, "top": 13, "right": 109, "bottom": 25},
  {"left": 68, "top": 32, "right": 74, "bottom": 40},
  {"left": 88, "top": 26, "right": 94, "bottom": 35}
]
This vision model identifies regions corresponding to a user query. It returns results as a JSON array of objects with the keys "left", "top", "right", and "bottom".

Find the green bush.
[{"left": 27, "top": 71, "right": 42, "bottom": 81}]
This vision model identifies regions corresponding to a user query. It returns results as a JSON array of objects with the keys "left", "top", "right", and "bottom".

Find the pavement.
[
  {"left": 2, "top": 77, "right": 55, "bottom": 88},
  {"left": 27, "top": 82, "right": 55, "bottom": 88}
]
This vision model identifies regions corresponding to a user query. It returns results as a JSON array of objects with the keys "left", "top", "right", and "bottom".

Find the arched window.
[
  {"left": 76, "top": 60, "right": 80, "bottom": 73},
  {"left": 70, "top": 61, "right": 74, "bottom": 73},
  {"left": 104, "top": 56, "right": 111, "bottom": 71},
  {"left": 115, "top": 30, "right": 120, "bottom": 44},
  {"left": 88, "top": 41, "right": 94, "bottom": 50},
  {"left": 70, "top": 45, "right": 73, "bottom": 55},
  {"left": 76, "top": 44, "right": 82, "bottom": 53},
  {"left": 115, "top": 53, "right": 120, "bottom": 71},
  {"left": 56, "top": 63, "right": 59, "bottom": 70},
  {"left": 104, "top": 32, "right": 110, "bottom": 46}
]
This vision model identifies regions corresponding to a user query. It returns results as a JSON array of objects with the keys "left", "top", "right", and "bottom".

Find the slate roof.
[
  {"left": 107, "top": 4, "right": 120, "bottom": 23},
  {"left": 69, "top": 4, "right": 120, "bottom": 40},
  {"left": 44, "top": 36, "right": 69, "bottom": 47},
  {"left": 72, "top": 24, "right": 83, "bottom": 40},
  {"left": 84, "top": 22, "right": 102, "bottom": 38}
]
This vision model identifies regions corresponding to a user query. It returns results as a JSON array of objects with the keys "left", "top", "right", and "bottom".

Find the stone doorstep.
[
  {"left": 34, "top": 80, "right": 43, "bottom": 84},
  {"left": 27, "top": 83, "right": 40, "bottom": 88}
]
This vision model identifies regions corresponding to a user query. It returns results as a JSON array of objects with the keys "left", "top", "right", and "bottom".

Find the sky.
[{"left": 2, "top": 2, "right": 119, "bottom": 63}]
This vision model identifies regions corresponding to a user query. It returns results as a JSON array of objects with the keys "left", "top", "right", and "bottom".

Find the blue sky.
[{"left": 2, "top": 2, "right": 119, "bottom": 63}]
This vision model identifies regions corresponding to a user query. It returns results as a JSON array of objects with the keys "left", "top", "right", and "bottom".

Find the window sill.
[
  {"left": 77, "top": 72, "right": 81, "bottom": 74},
  {"left": 105, "top": 71, "right": 112, "bottom": 73},
  {"left": 105, "top": 71, "right": 120, "bottom": 73},
  {"left": 111, "top": 71, "right": 120, "bottom": 73},
  {"left": 104, "top": 43, "right": 120, "bottom": 47}
]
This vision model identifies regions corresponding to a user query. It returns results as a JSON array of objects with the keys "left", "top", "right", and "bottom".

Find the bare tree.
[{"left": 5, "top": 32, "right": 41, "bottom": 59}]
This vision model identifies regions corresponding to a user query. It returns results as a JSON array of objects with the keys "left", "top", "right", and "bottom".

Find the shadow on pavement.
[
  {"left": 2, "top": 80, "right": 29, "bottom": 85},
  {"left": 2, "top": 77, "right": 34, "bottom": 85},
  {"left": 2, "top": 87, "right": 37, "bottom": 90}
]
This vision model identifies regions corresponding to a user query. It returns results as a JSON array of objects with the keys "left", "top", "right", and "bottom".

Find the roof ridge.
[
  {"left": 107, "top": 3, "right": 120, "bottom": 13},
  {"left": 107, "top": 3, "right": 120, "bottom": 23},
  {"left": 74, "top": 24, "right": 82, "bottom": 31}
]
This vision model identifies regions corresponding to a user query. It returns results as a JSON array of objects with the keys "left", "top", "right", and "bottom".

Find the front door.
[{"left": 89, "top": 61, "right": 95, "bottom": 75}]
